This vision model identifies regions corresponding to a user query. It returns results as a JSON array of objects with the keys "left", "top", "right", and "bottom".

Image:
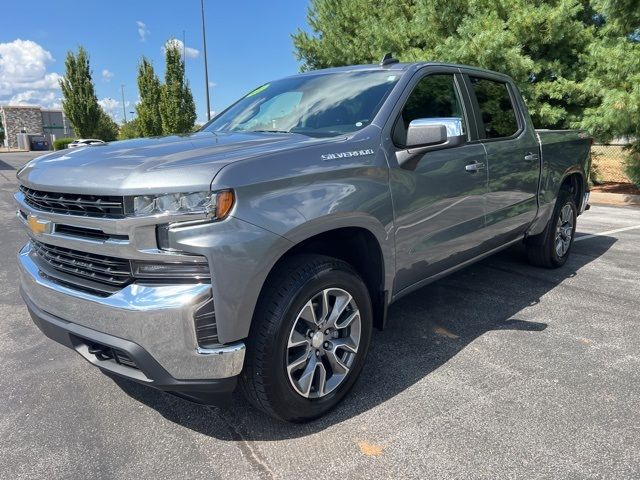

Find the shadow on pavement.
[{"left": 113, "top": 235, "right": 616, "bottom": 439}]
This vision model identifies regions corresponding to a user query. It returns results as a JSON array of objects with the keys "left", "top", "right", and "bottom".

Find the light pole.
[
  {"left": 120, "top": 84, "right": 127, "bottom": 123},
  {"left": 200, "top": 0, "right": 211, "bottom": 121}
]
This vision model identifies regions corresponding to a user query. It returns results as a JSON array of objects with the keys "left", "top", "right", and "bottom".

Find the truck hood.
[{"left": 17, "top": 131, "right": 332, "bottom": 195}]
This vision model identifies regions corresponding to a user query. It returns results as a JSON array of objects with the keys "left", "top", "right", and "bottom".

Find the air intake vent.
[{"left": 194, "top": 298, "right": 219, "bottom": 347}]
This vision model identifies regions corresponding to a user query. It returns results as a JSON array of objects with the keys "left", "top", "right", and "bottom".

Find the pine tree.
[
  {"left": 292, "top": 0, "right": 599, "bottom": 129},
  {"left": 159, "top": 40, "right": 197, "bottom": 134},
  {"left": 136, "top": 57, "right": 163, "bottom": 136},
  {"left": 580, "top": 0, "right": 640, "bottom": 185},
  {"left": 59, "top": 47, "right": 102, "bottom": 137}
]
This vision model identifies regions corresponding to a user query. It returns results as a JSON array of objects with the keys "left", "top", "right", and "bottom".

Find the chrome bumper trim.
[{"left": 18, "top": 243, "right": 245, "bottom": 379}]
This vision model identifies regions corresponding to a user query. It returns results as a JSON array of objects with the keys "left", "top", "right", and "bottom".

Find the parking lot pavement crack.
[{"left": 212, "top": 408, "right": 277, "bottom": 479}]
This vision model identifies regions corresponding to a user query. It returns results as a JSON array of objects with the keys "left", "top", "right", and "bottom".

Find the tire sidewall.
[{"left": 265, "top": 266, "right": 372, "bottom": 422}]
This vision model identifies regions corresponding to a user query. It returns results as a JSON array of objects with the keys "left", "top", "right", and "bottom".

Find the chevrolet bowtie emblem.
[{"left": 27, "top": 214, "right": 52, "bottom": 235}]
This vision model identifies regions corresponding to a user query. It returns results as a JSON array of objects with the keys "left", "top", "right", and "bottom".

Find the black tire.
[
  {"left": 239, "top": 254, "right": 373, "bottom": 422},
  {"left": 526, "top": 189, "right": 577, "bottom": 268}
]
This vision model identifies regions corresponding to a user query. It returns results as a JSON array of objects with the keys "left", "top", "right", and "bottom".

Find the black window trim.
[
  {"left": 389, "top": 68, "right": 475, "bottom": 149},
  {"left": 462, "top": 72, "right": 525, "bottom": 143}
]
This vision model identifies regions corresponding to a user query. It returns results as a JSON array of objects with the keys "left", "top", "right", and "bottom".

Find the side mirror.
[{"left": 405, "top": 117, "right": 465, "bottom": 148}]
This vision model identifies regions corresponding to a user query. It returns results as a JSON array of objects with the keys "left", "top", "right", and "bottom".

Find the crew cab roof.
[{"left": 294, "top": 62, "right": 514, "bottom": 83}]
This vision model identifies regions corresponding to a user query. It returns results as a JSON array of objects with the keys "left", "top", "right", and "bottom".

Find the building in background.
[{"left": 0, "top": 105, "right": 75, "bottom": 149}]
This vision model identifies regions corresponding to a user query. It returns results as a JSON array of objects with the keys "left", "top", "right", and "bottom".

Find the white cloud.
[
  {"left": 208, "top": 81, "right": 217, "bottom": 88},
  {"left": 101, "top": 69, "right": 114, "bottom": 82},
  {"left": 0, "top": 39, "right": 62, "bottom": 108},
  {"left": 137, "top": 21, "right": 149, "bottom": 42},
  {"left": 10, "top": 90, "right": 61, "bottom": 109},
  {"left": 99, "top": 97, "right": 131, "bottom": 122},
  {"left": 163, "top": 39, "right": 199, "bottom": 59}
]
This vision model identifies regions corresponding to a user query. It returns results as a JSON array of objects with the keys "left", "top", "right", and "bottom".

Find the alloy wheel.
[
  {"left": 286, "top": 288, "right": 361, "bottom": 398},
  {"left": 555, "top": 203, "right": 574, "bottom": 257}
]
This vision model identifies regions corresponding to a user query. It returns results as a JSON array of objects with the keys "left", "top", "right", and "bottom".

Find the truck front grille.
[
  {"left": 31, "top": 240, "right": 133, "bottom": 290},
  {"left": 20, "top": 186, "right": 125, "bottom": 218}
]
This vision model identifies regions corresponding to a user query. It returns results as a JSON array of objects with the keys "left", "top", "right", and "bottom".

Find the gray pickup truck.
[{"left": 15, "top": 57, "right": 591, "bottom": 422}]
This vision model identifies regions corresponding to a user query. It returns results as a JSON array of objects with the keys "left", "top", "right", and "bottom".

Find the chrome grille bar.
[
  {"left": 20, "top": 186, "right": 125, "bottom": 217},
  {"left": 31, "top": 240, "right": 132, "bottom": 288}
]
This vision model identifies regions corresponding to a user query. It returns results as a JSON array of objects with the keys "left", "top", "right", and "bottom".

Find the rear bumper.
[
  {"left": 23, "top": 294, "right": 238, "bottom": 403},
  {"left": 18, "top": 242, "right": 246, "bottom": 400}
]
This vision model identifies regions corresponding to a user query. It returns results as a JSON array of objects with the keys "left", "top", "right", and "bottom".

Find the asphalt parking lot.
[{"left": 1, "top": 152, "right": 639, "bottom": 479}]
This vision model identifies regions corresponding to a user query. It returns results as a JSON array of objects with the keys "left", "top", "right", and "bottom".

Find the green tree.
[
  {"left": 93, "top": 110, "right": 119, "bottom": 141},
  {"left": 293, "top": 0, "right": 599, "bottom": 129},
  {"left": 59, "top": 46, "right": 102, "bottom": 137},
  {"left": 118, "top": 117, "right": 142, "bottom": 140},
  {"left": 159, "top": 40, "right": 196, "bottom": 134},
  {"left": 579, "top": 0, "right": 640, "bottom": 184},
  {"left": 136, "top": 57, "right": 163, "bottom": 136}
]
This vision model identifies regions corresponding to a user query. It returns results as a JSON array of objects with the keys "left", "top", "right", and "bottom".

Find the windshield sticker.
[
  {"left": 246, "top": 84, "right": 270, "bottom": 97},
  {"left": 387, "top": 75, "right": 396, "bottom": 81},
  {"left": 321, "top": 149, "right": 375, "bottom": 161}
]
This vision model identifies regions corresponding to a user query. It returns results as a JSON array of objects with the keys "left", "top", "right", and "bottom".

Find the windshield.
[{"left": 203, "top": 71, "right": 400, "bottom": 137}]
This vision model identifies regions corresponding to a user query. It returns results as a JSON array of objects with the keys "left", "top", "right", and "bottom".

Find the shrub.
[
  {"left": 624, "top": 144, "right": 640, "bottom": 188},
  {"left": 118, "top": 118, "right": 142, "bottom": 140},
  {"left": 53, "top": 138, "right": 74, "bottom": 150}
]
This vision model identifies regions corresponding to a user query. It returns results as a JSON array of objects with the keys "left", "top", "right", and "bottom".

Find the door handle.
[
  {"left": 524, "top": 152, "right": 539, "bottom": 161},
  {"left": 465, "top": 162, "right": 485, "bottom": 173}
]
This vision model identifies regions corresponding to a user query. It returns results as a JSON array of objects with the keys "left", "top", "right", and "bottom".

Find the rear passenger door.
[{"left": 465, "top": 75, "right": 540, "bottom": 244}]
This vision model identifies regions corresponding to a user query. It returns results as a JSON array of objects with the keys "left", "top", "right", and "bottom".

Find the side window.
[
  {"left": 470, "top": 77, "right": 519, "bottom": 139},
  {"left": 394, "top": 74, "right": 465, "bottom": 146}
]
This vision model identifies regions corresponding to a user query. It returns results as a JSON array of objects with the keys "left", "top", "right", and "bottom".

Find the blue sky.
[{"left": 0, "top": 0, "right": 311, "bottom": 123}]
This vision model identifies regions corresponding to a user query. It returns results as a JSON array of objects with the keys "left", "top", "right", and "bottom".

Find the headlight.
[{"left": 128, "top": 190, "right": 234, "bottom": 219}]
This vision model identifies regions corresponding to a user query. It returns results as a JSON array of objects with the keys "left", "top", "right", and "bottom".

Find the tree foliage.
[
  {"left": 93, "top": 110, "right": 119, "bottom": 142},
  {"left": 119, "top": 117, "right": 142, "bottom": 140},
  {"left": 297, "top": 0, "right": 635, "bottom": 131},
  {"left": 159, "top": 40, "right": 197, "bottom": 134},
  {"left": 136, "top": 58, "right": 163, "bottom": 136},
  {"left": 60, "top": 47, "right": 102, "bottom": 137}
]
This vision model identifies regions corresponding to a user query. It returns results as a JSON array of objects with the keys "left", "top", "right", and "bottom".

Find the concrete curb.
[{"left": 590, "top": 191, "right": 640, "bottom": 206}]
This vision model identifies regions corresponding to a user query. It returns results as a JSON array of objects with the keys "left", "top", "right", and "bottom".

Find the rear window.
[{"left": 470, "top": 77, "right": 519, "bottom": 139}]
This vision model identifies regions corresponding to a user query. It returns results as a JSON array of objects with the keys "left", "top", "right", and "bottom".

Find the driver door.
[{"left": 389, "top": 72, "right": 489, "bottom": 294}]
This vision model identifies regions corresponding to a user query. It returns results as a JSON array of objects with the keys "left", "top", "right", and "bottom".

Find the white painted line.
[{"left": 575, "top": 224, "right": 640, "bottom": 242}]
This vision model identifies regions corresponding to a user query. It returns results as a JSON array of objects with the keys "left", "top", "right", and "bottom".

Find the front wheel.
[
  {"left": 526, "top": 189, "right": 577, "bottom": 268},
  {"left": 239, "top": 254, "right": 372, "bottom": 422}
]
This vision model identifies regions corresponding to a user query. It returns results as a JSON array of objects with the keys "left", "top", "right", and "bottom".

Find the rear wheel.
[
  {"left": 240, "top": 254, "right": 372, "bottom": 422},
  {"left": 526, "top": 189, "right": 577, "bottom": 268}
]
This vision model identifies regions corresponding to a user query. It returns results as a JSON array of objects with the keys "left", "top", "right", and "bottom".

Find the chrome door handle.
[
  {"left": 524, "top": 152, "right": 539, "bottom": 161},
  {"left": 465, "top": 162, "right": 485, "bottom": 173}
]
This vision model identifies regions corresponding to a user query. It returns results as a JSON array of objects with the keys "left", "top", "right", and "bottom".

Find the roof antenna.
[{"left": 380, "top": 53, "right": 399, "bottom": 66}]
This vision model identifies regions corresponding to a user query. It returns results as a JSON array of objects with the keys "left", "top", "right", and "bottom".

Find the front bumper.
[
  {"left": 24, "top": 294, "right": 238, "bottom": 403},
  {"left": 18, "top": 243, "right": 245, "bottom": 398}
]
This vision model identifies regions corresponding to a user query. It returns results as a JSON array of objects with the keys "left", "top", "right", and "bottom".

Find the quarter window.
[{"left": 470, "top": 77, "right": 519, "bottom": 139}]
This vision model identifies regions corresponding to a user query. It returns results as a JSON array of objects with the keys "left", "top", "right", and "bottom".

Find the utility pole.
[
  {"left": 200, "top": 0, "right": 211, "bottom": 121},
  {"left": 182, "top": 29, "right": 186, "bottom": 83},
  {"left": 120, "top": 84, "right": 127, "bottom": 123}
]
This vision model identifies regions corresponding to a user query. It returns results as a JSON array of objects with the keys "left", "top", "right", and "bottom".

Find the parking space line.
[{"left": 575, "top": 224, "right": 640, "bottom": 242}]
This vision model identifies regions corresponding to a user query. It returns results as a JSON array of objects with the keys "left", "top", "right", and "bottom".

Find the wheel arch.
[{"left": 256, "top": 220, "right": 392, "bottom": 332}]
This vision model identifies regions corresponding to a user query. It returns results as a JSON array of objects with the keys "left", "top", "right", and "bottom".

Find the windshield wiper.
[{"left": 250, "top": 129, "right": 293, "bottom": 134}]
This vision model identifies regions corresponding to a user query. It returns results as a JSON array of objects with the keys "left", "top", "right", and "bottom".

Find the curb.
[{"left": 590, "top": 191, "right": 640, "bottom": 206}]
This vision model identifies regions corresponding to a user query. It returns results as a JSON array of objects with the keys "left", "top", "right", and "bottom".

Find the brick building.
[{"left": 0, "top": 105, "right": 75, "bottom": 149}]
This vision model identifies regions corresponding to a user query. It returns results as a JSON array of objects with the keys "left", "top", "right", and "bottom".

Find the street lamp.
[{"left": 200, "top": 0, "right": 211, "bottom": 121}]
